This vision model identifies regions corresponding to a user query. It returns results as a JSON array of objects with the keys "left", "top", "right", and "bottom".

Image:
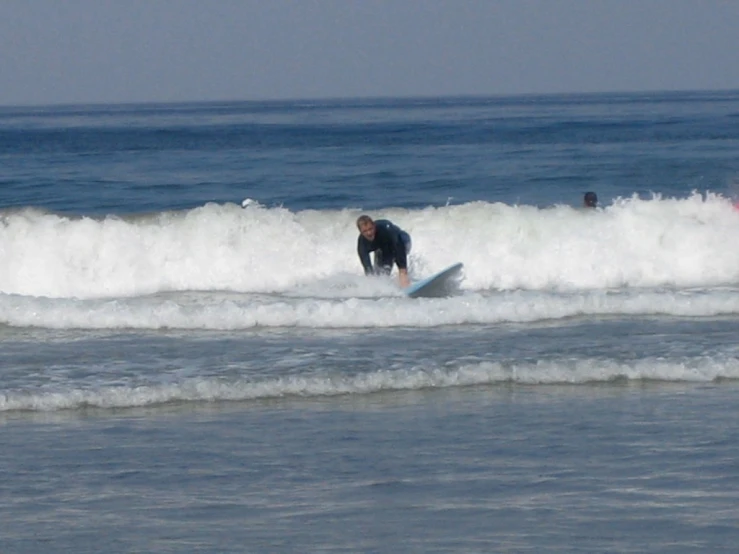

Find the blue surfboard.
[{"left": 405, "top": 262, "right": 464, "bottom": 298}]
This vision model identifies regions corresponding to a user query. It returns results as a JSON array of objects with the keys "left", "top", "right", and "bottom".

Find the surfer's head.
[
  {"left": 583, "top": 191, "right": 598, "bottom": 208},
  {"left": 356, "top": 215, "right": 376, "bottom": 240}
]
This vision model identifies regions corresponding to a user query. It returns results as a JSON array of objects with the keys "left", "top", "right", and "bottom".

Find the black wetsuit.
[{"left": 357, "top": 219, "right": 411, "bottom": 276}]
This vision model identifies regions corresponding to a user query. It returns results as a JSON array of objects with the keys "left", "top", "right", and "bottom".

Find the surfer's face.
[{"left": 358, "top": 221, "right": 376, "bottom": 240}]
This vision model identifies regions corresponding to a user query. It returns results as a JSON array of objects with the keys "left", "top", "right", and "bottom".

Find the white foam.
[
  {"left": 2, "top": 356, "right": 738, "bottom": 412},
  {"left": 2, "top": 192, "right": 739, "bottom": 301},
  {"left": 2, "top": 285, "right": 739, "bottom": 330}
]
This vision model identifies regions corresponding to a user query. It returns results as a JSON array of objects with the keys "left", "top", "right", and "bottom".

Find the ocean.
[{"left": 2, "top": 91, "right": 739, "bottom": 552}]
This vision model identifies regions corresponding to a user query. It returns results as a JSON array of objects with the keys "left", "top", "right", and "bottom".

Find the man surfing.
[{"left": 356, "top": 215, "right": 411, "bottom": 288}]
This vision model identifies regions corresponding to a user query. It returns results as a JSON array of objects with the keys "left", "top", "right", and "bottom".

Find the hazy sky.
[{"left": 2, "top": 0, "right": 738, "bottom": 105}]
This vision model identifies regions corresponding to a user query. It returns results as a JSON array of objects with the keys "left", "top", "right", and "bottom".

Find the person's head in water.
[
  {"left": 356, "top": 215, "right": 376, "bottom": 241},
  {"left": 583, "top": 191, "right": 598, "bottom": 208}
]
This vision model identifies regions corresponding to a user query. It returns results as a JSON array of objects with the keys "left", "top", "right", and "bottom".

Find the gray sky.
[{"left": 2, "top": 0, "right": 738, "bottom": 106}]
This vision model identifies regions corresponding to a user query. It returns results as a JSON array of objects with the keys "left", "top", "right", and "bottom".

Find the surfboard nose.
[{"left": 406, "top": 262, "right": 464, "bottom": 298}]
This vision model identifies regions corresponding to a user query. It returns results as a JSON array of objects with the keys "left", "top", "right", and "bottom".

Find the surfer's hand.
[{"left": 399, "top": 269, "right": 410, "bottom": 288}]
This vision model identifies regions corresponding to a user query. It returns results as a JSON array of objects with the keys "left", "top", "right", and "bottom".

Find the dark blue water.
[
  {"left": 2, "top": 91, "right": 739, "bottom": 216},
  {"left": 2, "top": 91, "right": 739, "bottom": 553}
]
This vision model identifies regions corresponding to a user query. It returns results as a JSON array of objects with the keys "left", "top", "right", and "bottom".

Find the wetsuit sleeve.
[
  {"left": 357, "top": 236, "right": 373, "bottom": 275},
  {"left": 393, "top": 235, "right": 408, "bottom": 270}
]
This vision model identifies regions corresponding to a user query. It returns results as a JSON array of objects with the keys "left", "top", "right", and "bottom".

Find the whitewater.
[{"left": 3, "top": 192, "right": 739, "bottom": 330}]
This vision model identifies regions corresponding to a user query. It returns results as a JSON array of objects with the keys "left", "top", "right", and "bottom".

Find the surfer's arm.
[
  {"left": 393, "top": 234, "right": 408, "bottom": 272},
  {"left": 392, "top": 238, "right": 410, "bottom": 287},
  {"left": 398, "top": 268, "right": 410, "bottom": 288},
  {"left": 388, "top": 226, "right": 410, "bottom": 287},
  {"left": 357, "top": 238, "right": 373, "bottom": 275}
]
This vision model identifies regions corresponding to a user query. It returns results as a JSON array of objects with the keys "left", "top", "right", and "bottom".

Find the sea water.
[{"left": 2, "top": 92, "right": 739, "bottom": 552}]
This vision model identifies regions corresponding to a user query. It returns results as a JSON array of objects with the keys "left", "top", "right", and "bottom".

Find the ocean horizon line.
[{"left": 3, "top": 87, "right": 739, "bottom": 111}]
